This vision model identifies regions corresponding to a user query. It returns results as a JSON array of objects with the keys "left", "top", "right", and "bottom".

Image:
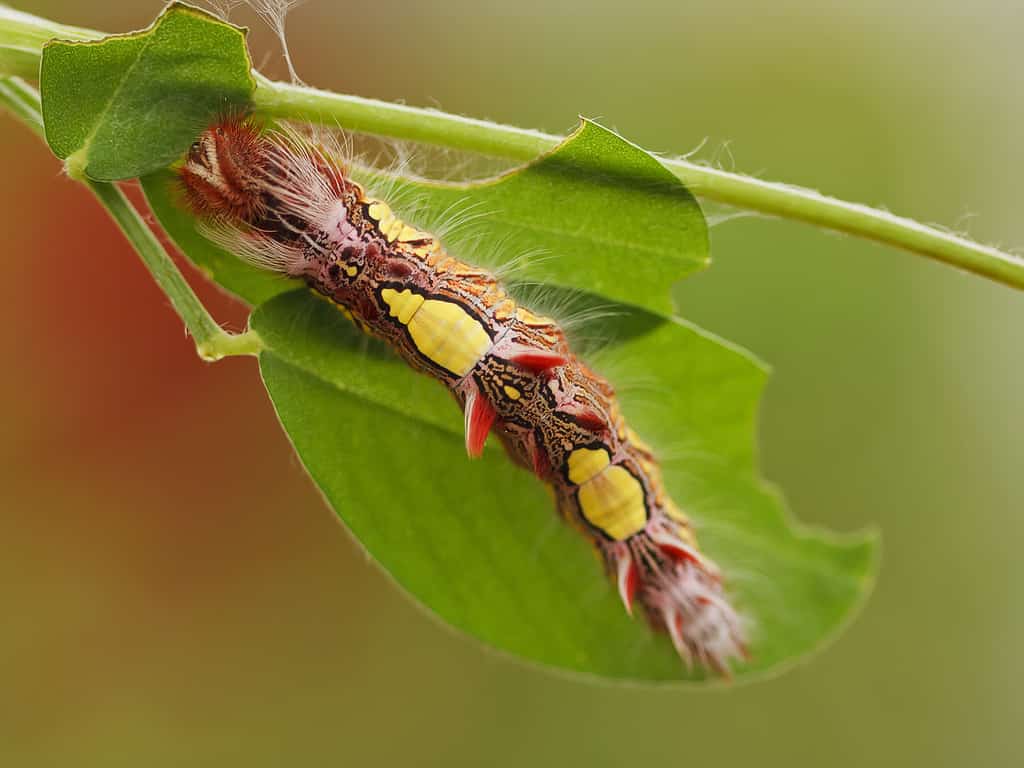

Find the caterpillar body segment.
[{"left": 180, "top": 117, "right": 748, "bottom": 675}]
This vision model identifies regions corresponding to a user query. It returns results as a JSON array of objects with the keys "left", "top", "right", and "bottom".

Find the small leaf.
[{"left": 40, "top": 2, "right": 253, "bottom": 180}]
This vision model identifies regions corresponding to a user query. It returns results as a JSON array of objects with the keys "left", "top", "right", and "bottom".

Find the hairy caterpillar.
[{"left": 179, "top": 116, "right": 748, "bottom": 674}]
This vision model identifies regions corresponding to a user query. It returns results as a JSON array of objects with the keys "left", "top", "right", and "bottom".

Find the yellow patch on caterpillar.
[
  {"left": 503, "top": 385, "right": 521, "bottom": 401},
  {"left": 567, "top": 447, "right": 611, "bottom": 485},
  {"left": 366, "top": 200, "right": 418, "bottom": 243},
  {"left": 367, "top": 200, "right": 394, "bottom": 229},
  {"left": 577, "top": 465, "right": 648, "bottom": 541},
  {"left": 381, "top": 288, "right": 491, "bottom": 376},
  {"left": 380, "top": 287, "right": 424, "bottom": 325}
]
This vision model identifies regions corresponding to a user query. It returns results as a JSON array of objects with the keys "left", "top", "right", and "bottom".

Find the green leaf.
[
  {"left": 138, "top": 119, "right": 877, "bottom": 682},
  {"left": 252, "top": 289, "right": 876, "bottom": 682},
  {"left": 40, "top": 2, "right": 253, "bottom": 180}
]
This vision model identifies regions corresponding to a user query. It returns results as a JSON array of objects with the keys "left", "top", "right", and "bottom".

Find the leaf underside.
[
  {"left": 43, "top": 2, "right": 877, "bottom": 684},
  {"left": 249, "top": 291, "right": 876, "bottom": 682}
]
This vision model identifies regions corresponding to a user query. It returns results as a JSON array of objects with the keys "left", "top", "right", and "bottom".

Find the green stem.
[
  {"left": 0, "top": 75, "right": 262, "bottom": 361},
  {"left": 0, "top": 69, "right": 41, "bottom": 135},
  {"left": 86, "top": 180, "right": 263, "bottom": 361},
  {"left": 254, "top": 77, "right": 1024, "bottom": 290},
  {"left": 0, "top": 5, "right": 93, "bottom": 80},
  {"left": 252, "top": 73, "right": 555, "bottom": 161},
  {"left": 2, "top": 5, "right": 1023, "bottom": 291}
]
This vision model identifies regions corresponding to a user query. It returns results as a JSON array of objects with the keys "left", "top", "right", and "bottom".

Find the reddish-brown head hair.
[{"left": 178, "top": 115, "right": 267, "bottom": 223}]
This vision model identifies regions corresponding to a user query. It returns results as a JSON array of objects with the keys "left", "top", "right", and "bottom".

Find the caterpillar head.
[
  {"left": 179, "top": 115, "right": 266, "bottom": 224},
  {"left": 178, "top": 115, "right": 359, "bottom": 278}
]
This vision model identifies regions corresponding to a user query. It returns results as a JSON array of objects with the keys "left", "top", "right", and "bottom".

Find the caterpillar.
[{"left": 178, "top": 116, "right": 748, "bottom": 675}]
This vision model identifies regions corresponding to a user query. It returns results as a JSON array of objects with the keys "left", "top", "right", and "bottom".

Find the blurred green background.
[{"left": 2, "top": 0, "right": 1021, "bottom": 765}]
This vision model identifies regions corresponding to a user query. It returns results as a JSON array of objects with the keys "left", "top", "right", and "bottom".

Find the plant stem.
[
  {"left": 254, "top": 77, "right": 1024, "bottom": 290},
  {"left": 86, "top": 180, "right": 264, "bottom": 361},
  {"left": 252, "top": 74, "right": 555, "bottom": 161},
  {"left": 2, "top": 5, "right": 1023, "bottom": 291},
  {"left": 0, "top": 69, "right": 42, "bottom": 135},
  {"left": 0, "top": 5, "right": 94, "bottom": 80},
  {"left": 0, "top": 75, "right": 262, "bottom": 361}
]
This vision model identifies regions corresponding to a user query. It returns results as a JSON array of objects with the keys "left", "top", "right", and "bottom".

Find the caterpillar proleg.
[{"left": 179, "top": 116, "right": 748, "bottom": 675}]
